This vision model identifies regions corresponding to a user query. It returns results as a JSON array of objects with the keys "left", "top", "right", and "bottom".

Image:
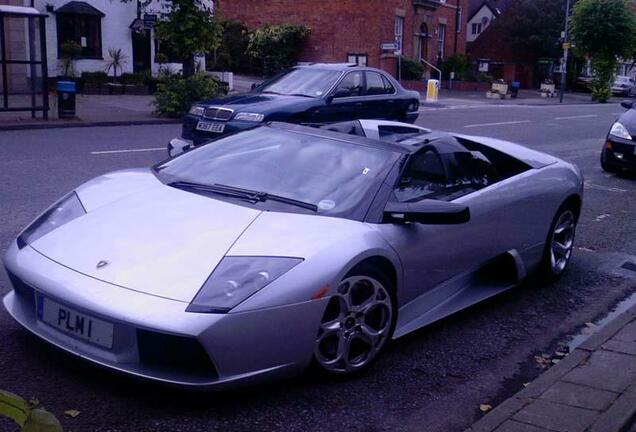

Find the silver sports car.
[{"left": 3, "top": 120, "right": 583, "bottom": 388}]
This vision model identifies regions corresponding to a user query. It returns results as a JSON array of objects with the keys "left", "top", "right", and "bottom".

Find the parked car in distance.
[
  {"left": 612, "top": 76, "right": 636, "bottom": 97},
  {"left": 177, "top": 63, "right": 421, "bottom": 146},
  {"left": 4, "top": 119, "right": 582, "bottom": 389},
  {"left": 601, "top": 100, "right": 636, "bottom": 172}
]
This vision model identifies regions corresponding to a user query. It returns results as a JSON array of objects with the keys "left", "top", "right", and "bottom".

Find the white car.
[{"left": 612, "top": 76, "right": 636, "bottom": 96}]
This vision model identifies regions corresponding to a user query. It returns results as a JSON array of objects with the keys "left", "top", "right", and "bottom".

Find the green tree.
[
  {"left": 484, "top": 0, "right": 568, "bottom": 61},
  {"left": 155, "top": 0, "right": 223, "bottom": 77},
  {"left": 246, "top": 24, "right": 310, "bottom": 76},
  {"left": 126, "top": 0, "right": 222, "bottom": 77},
  {"left": 571, "top": 0, "right": 636, "bottom": 101}
]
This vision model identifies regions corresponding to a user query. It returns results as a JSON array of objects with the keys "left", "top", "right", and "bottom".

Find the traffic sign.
[{"left": 381, "top": 42, "right": 399, "bottom": 51}]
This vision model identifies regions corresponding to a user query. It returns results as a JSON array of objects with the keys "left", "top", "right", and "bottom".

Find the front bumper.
[
  {"left": 182, "top": 114, "right": 260, "bottom": 145},
  {"left": 3, "top": 241, "right": 327, "bottom": 388},
  {"left": 604, "top": 136, "right": 636, "bottom": 170}
]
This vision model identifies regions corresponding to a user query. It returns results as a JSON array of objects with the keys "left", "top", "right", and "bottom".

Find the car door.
[
  {"left": 315, "top": 71, "right": 366, "bottom": 123},
  {"left": 364, "top": 71, "right": 400, "bottom": 120},
  {"left": 374, "top": 145, "right": 513, "bottom": 306}
]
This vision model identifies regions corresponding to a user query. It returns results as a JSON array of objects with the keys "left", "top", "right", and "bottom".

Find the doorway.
[{"left": 132, "top": 30, "right": 151, "bottom": 73}]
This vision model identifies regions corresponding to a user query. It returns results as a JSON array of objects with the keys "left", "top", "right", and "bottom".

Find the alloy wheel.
[
  {"left": 315, "top": 275, "right": 393, "bottom": 373},
  {"left": 550, "top": 210, "right": 575, "bottom": 275}
]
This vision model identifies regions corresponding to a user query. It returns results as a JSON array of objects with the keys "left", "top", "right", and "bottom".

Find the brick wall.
[{"left": 219, "top": 0, "right": 469, "bottom": 78}]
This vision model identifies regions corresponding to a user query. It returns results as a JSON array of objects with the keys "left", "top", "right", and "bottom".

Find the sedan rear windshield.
[{"left": 155, "top": 127, "right": 398, "bottom": 219}]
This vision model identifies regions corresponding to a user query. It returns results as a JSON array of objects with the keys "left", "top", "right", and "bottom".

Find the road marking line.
[
  {"left": 584, "top": 181, "right": 627, "bottom": 193},
  {"left": 554, "top": 114, "right": 598, "bottom": 120},
  {"left": 463, "top": 120, "right": 531, "bottom": 128},
  {"left": 91, "top": 147, "right": 165, "bottom": 155}
]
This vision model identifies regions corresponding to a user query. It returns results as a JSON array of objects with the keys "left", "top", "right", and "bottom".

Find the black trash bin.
[
  {"left": 510, "top": 81, "right": 520, "bottom": 98},
  {"left": 57, "top": 81, "right": 76, "bottom": 118}
]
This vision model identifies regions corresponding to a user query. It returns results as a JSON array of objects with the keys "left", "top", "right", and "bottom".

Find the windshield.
[
  {"left": 259, "top": 68, "right": 342, "bottom": 97},
  {"left": 155, "top": 127, "right": 398, "bottom": 219}
]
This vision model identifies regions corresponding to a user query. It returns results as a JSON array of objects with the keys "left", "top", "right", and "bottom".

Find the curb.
[
  {"left": 466, "top": 303, "right": 636, "bottom": 432},
  {"left": 418, "top": 100, "right": 619, "bottom": 109},
  {"left": 0, "top": 118, "right": 180, "bottom": 132}
]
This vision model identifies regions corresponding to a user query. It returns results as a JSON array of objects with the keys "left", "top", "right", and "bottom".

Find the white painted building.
[
  {"left": 466, "top": 1, "right": 500, "bottom": 43},
  {"left": 4, "top": 0, "right": 211, "bottom": 78}
]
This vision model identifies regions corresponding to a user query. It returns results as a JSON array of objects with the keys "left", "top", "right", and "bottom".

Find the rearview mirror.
[
  {"left": 621, "top": 101, "right": 634, "bottom": 110},
  {"left": 384, "top": 200, "right": 470, "bottom": 225}
]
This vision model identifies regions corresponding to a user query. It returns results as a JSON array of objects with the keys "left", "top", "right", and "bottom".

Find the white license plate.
[
  {"left": 36, "top": 295, "right": 114, "bottom": 349},
  {"left": 196, "top": 121, "right": 225, "bottom": 133}
]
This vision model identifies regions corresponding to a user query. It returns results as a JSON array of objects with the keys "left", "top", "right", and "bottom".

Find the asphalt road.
[{"left": 1, "top": 103, "right": 636, "bottom": 432}]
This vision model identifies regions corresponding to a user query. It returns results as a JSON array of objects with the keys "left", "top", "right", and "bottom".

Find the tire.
[
  {"left": 601, "top": 150, "right": 620, "bottom": 173},
  {"left": 537, "top": 204, "right": 578, "bottom": 283},
  {"left": 313, "top": 265, "right": 396, "bottom": 376}
]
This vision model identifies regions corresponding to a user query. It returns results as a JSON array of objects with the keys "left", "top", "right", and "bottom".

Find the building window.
[
  {"left": 472, "top": 23, "right": 482, "bottom": 35},
  {"left": 56, "top": 13, "right": 103, "bottom": 59},
  {"left": 437, "top": 24, "right": 446, "bottom": 60},
  {"left": 395, "top": 16, "right": 404, "bottom": 52},
  {"left": 347, "top": 53, "right": 368, "bottom": 67}
]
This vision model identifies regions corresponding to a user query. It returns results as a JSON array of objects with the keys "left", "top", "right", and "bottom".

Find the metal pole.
[
  {"left": 39, "top": 16, "right": 49, "bottom": 120},
  {"left": 560, "top": 0, "right": 571, "bottom": 104},
  {"left": 0, "top": 16, "right": 9, "bottom": 110}
]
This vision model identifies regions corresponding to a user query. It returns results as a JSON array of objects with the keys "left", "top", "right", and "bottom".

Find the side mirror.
[
  {"left": 167, "top": 138, "right": 193, "bottom": 158},
  {"left": 384, "top": 200, "right": 470, "bottom": 225},
  {"left": 621, "top": 101, "right": 634, "bottom": 110}
]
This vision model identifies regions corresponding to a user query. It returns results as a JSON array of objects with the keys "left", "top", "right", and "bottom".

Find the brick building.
[{"left": 218, "top": 0, "right": 469, "bottom": 78}]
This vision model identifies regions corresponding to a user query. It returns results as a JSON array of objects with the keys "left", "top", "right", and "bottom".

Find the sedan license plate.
[
  {"left": 36, "top": 295, "right": 114, "bottom": 349},
  {"left": 196, "top": 121, "right": 225, "bottom": 133}
]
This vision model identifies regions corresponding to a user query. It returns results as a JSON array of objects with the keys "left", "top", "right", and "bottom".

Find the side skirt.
[{"left": 393, "top": 250, "right": 526, "bottom": 339}]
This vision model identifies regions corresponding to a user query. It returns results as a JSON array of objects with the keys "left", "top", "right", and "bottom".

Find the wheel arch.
[
  {"left": 345, "top": 255, "right": 398, "bottom": 295},
  {"left": 562, "top": 193, "right": 582, "bottom": 222}
]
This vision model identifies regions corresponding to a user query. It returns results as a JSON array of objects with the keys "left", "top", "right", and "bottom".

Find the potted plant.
[{"left": 104, "top": 48, "right": 128, "bottom": 93}]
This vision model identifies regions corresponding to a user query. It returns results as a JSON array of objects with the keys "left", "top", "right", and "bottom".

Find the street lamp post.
[{"left": 560, "top": 0, "right": 571, "bottom": 104}]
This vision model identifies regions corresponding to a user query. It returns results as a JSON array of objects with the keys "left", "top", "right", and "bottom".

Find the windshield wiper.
[
  {"left": 168, "top": 181, "right": 318, "bottom": 212},
  {"left": 288, "top": 93, "right": 314, "bottom": 98}
]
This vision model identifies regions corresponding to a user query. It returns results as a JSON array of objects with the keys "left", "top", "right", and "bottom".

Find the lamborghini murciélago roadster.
[{"left": 2, "top": 120, "right": 583, "bottom": 388}]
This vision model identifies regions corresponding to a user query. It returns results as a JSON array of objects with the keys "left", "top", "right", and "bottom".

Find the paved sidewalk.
[
  {"left": 0, "top": 94, "right": 177, "bottom": 131},
  {"left": 421, "top": 89, "right": 623, "bottom": 109},
  {"left": 466, "top": 303, "right": 636, "bottom": 432}
]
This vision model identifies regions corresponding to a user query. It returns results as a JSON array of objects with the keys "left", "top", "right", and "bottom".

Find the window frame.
[
  {"left": 56, "top": 12, "right": 103, "bottom": 60},
  {"left": 365, "top": 71, "right": 397, "bottom": 96},
  {"left": 332, "top": 70, "right": 366, "bottom": 99},
  {"left": 437, "top": 24, "right": 446, "bottom": 60},
  {"left": 347, "top": 53, "right": 368, "bottom": 67}
]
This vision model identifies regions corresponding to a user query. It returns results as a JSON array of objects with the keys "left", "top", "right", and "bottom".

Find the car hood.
[
  {"left": 618, "top": 109, "right": 636, "bottom": 136},
  {"left": 200, "top": 93, "right": 315, "bottom": 114},
  {"left": 29, "top": 170, "right": 262, "bottom": 302}
]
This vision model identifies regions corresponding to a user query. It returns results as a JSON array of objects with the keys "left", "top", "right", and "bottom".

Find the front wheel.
[
  {"left": 537, "top": 206, "right": 577, "bottom": 282},
  {"left": 314, "top": 268, "right": 395, "bottom": 375}
]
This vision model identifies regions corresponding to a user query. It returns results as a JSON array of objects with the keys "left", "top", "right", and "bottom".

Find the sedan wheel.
[
  {"left": 550, "top": 210, "right": 575, "bottom": 275},
  {"left": 314, "top": 274, "right": 394, "bottom": 374}
]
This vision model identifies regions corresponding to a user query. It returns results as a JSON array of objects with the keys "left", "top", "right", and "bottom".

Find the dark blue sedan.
[{"left": 177, "top": 63, "right": 421, "bottom": 147}]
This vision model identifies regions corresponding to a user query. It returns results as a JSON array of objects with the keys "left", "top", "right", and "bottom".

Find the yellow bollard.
[{"left": 426, "top": 79, "right": 440, "bottom": 103}]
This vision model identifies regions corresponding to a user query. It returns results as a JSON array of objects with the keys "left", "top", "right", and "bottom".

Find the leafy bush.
[
  {"left": 154, "top": 72, "right": 221, "bottom": 117},
  {"left": 119, "top": 72, "right": 146, "bottom": 85},
  {"left": 81, "top": 71, "right": 108, "bottom": 85},
  {"left": 400, "top": 58, "right": 424, "bottom": 80},
  {"left": 246, "top": 24, "right": 310, "bottom": 76},
  {"left": 210, "top": 19, "right": 255, "bottom": 73},
  {"left": 476, "top": 73, "right": 494, "bottom": 82},
  {"left": 442, "top": 54, "right": 471, "bottom": 80},
  {"left": 0, "top": 389, "right": 62, "bottom": 432}
]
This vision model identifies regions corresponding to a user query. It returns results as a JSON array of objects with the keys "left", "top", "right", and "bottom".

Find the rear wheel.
[
  {"left": 537, "top": 205, "right": 577, "bottom": 282},
  {"left": 314, "top": 267, "right": 395, "bottom": 375}
]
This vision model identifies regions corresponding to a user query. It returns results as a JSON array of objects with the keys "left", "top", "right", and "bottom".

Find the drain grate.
[{"left": 621, "top": 261, "right": 636, "bottom": 272}]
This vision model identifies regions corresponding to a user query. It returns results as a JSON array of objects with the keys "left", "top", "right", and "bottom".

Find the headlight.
[
  {"left": 186, "top": 256, "right": 303, "bottom": 313},
  {"left": 17, "top": 192, "right": 86, "bottom": 248},
  {"left": 610, "top": 122, "right": 631, "bottom": 140},
  {"left": 188, "top": 105, "right": 205, "bottom": 116},
  {"left": 233, "top": 112, "right": 265, "bottom": 122}
]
